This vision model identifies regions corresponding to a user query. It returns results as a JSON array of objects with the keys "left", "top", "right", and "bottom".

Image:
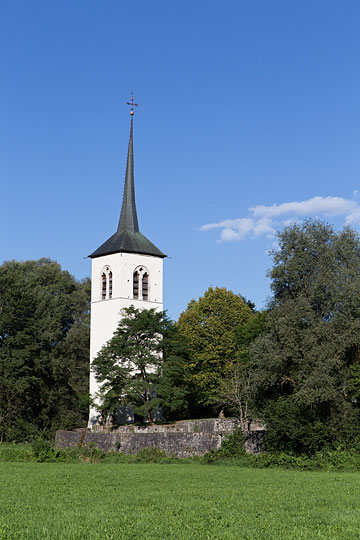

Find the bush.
[
  {"left": 4, "top": 439, "right": 360, "bottom": 471},
  {"left": 242, "top": 447, "right": 360, "bottom": 471},
  {"left": 203, "top": 428, "right": 246, "bottom": 463},
  {"left": 78, "top": 442, "right": 105, "bottom": 462},
  {"left": 30, "top": 438, "right": 105, "bottom": 463},
  {"left": 261, "top": 398, "right": 331, "bottom": 455},
  {"left": 31, "top": 438, "right": 61, "bottom": 462},
  {"left": 0, "top": 443, "right": 32, "bottom": 462},
  {"left": 133, "top": 447, "right": 168, "bottom": 463}
]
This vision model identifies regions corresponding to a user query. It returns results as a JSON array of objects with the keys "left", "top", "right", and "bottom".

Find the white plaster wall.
[{"left": 88, "top": 251, "right": 163, "bottom": 426}]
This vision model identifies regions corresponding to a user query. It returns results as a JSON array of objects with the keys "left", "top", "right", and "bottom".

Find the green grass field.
[{"left": 1, "top": 463, "right": 360, "bottom": 539}]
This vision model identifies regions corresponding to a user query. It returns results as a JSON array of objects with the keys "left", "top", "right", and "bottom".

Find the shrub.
[
  {"left": 79, "top": 442, "right": 105, "bottom": 462},
  {"left": 133, "top": 447, "right": 168, "bottom": 463},
  {"left": 202, "top": 428, "right": 246, "bottom": 463},
  {"left": 260, "top": 398, "right": 332, "bottom": 455},
  {"left": 31, "top": 438, "right": 60, "bottom": 462},
  {"left": 0, "top": 443, "right": 32, "bottom": 462}
]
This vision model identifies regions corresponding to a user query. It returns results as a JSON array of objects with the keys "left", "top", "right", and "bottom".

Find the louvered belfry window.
[
  {"left": 101, "top": 273, "right": 107, "bottom": 300},
  {"left": 133, "top": 271, "right": 139, "bottom": 299},
  {"left": 101, "top": 266, "right": 112, "bottom": 300},
  {"left": 108, "top": 271, "right": 113, "bottom": 299},
  {"left": 142, "top": 272, "right": 149, "bottom": 301},
  {"left": 133, "top": 266, "right": 150, "bottom": 301}
]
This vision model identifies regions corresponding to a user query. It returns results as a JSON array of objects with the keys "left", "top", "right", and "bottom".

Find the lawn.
[{"left": 1, "top": 463, "right": 360, "bottom": 539}]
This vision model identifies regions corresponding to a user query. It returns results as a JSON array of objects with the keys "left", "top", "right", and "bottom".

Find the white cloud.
[
  {"left": 200, "top": 196, "right": 360, "bottom": 242},
  {"left": 250, "top": 196, "right": 356, "bottom": 219},
  {"left": 345, "top": 207, "right": 360, "bottom": 225}
]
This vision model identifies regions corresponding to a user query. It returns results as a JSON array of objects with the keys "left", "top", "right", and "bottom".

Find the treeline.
[
  {"left": 93, "top": 219, "right": 360, "bottom": 455},
  {"left": 2, "top": 219, "right": 360, "bottom": 455},
  {"left": 0, "top": 259, "right": 90, "bottom": 441}
]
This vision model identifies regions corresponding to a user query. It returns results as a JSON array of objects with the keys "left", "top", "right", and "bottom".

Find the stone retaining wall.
[{"left": 55, "top": 419, "right": 265, "bottom": 457}]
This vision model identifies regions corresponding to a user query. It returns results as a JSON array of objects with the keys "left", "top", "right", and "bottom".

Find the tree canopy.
[
  {"left": 0, "top": 258, "right": 90, "bottom": 441},
  {"left": 6, "top": 219, "right": 360, "bottom": 456},
  {"left": 177, "top": 287, "right": 254, "bottom": 413},
  {"left": 251, "top": 220, "right": 360, "bottom": 452},
  {"left": 216, "top": 311, "right": 267, "bottom": 424},
  {"left": 92, "top": 306, "right": 191, "bottom": 423}
]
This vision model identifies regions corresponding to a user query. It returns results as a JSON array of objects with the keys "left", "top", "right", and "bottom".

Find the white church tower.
[{"left": 88, "top": 98, "right": 166, "bottom": 427}]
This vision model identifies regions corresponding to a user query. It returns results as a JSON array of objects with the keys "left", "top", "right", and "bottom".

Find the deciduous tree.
[
  {"left": 216, "top": 312, "right": 266, "bottom": 424},
  {"left": 0, "top": 259, "right": 90, "bottom": 441},
  {"left": 177, "top": 287, "right": 254, "bottom": 413},
  {"left": 251, "top": 220, "right": 360, "bottom": 452},
  {"left": 92, "top": 306, "right": 190, "bottom": 424}
]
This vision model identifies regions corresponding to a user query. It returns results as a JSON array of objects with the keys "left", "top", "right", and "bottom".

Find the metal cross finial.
[{"left": 126, "top": 93, "right": 139, "bottom": 116}]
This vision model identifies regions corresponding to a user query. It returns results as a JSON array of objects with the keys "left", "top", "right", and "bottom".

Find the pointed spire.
[
  {"left": 118, "top": 115, "right": 139, "bottom": 233},
  {"left": 89, "top": 96, "right": 166, "bottom": 260}
]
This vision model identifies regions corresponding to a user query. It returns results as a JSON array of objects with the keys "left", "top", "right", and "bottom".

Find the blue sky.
[{"left": 1, "top": 1, "right": 360, "bottom": 320}]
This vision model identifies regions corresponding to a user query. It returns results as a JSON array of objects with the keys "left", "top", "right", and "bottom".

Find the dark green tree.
[
  {"left": 92, "top": 306, "right": 191, "bottom": 424},
  {"left": 0, "top": 258, "right": 90, "bottom": 441},
  {"left": 156, "top": 321, "right": 192, "bottom": 421},
  {"left": 215, "top": 311, "right": 266, "bottom": 424},
  {"left": 251, "top": 220, "right": 360, "bottom": 453},
  {"left": 177, "top": 287, "right": 254, "bottom": 414}
]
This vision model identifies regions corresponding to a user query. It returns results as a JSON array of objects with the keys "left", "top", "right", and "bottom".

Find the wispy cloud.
[{"left": 200, "top": 196, "right": 360, "bottom": 242}]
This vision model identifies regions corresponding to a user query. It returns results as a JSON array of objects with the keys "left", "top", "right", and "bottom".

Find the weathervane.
[{"left": 126, "top": 93, "right": 139, "bottom": 116}]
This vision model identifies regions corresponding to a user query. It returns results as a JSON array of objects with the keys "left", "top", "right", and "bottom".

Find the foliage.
[
  {"left": 30, "top": 438, "right": 106, "bottom": 463},
  {"left": 0, "top": 258, "right": 90, "bottom": 442},
  {"left": 133, "top": 447, "right": 168, "bottom": 463},
  {"left": 0, "top": 443, "right": 33, "bottom": 462},
  {"left": 202, "top": 428, "right": 246, "bottom": 463},
  {"left": 0, "top": 440, "right": 107, "bottom": 463},
  {"left": 234, "top": 310, "right": 267, "bottom": 356},
  {"left": 251, "top": 220, "right": 360, "bottom": 453},
  {"left": 215, "top": 312, "right": 267, "bottom": 423},
  {"left": 177, "top": 287, "right": 254, "bottom": 413},
  {"left": 260, "top": 397, "right": 330, "bottom": 454},
  {"left": 156, "top": 323, "right": 193, "bottom": 420},
  {"left": 92, "top": 306, "right": 191, "bottom": 423},
  {"left": 31, "top": 437, "right": 59, "bottom": 462},
  {"left": 6, "top": 439, "right": 360, "bottom": 473},
  {"left": 77, "top": 441, "right": 106, "bottom": 462},
  {"left": 246, "top": 448, "right": 360, "bottom": 471},
  {"left": 350, "top": 356, "right": 360, "bottom": 400},
  {"left": 215, "top": 364, "right": 251, "bottom": 424}
]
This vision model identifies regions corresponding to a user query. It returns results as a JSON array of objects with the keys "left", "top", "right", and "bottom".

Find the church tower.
[{"left": 88, "top": 99, "right": 166, "bottom": 427}]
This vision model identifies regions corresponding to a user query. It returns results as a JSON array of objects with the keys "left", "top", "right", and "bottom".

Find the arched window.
[
  {"left": 101, "top": 273, "right": 107, "bottom": 300},
  {"left": 108, "top": 271, "right": 113, "bottom": 299},
  {"left": 142, "top": 272, "right": 149, "bottom": 301},
  {"left": 133, "top": 271, "right": 139, "bottom": 299},
  {"left": 133, "top": 266, "right": 150, "bottom": 301},
  {"left": 101, "top": 266, "right": 112, "bottom": 300}
]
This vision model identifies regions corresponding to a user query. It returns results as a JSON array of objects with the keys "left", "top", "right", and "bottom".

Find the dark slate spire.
[
  {"left": 89, "top": 105, "right": 166, "bottom": 259},
  {"left": 117, "top": 116, "right": 139, "bottom": 233}
]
